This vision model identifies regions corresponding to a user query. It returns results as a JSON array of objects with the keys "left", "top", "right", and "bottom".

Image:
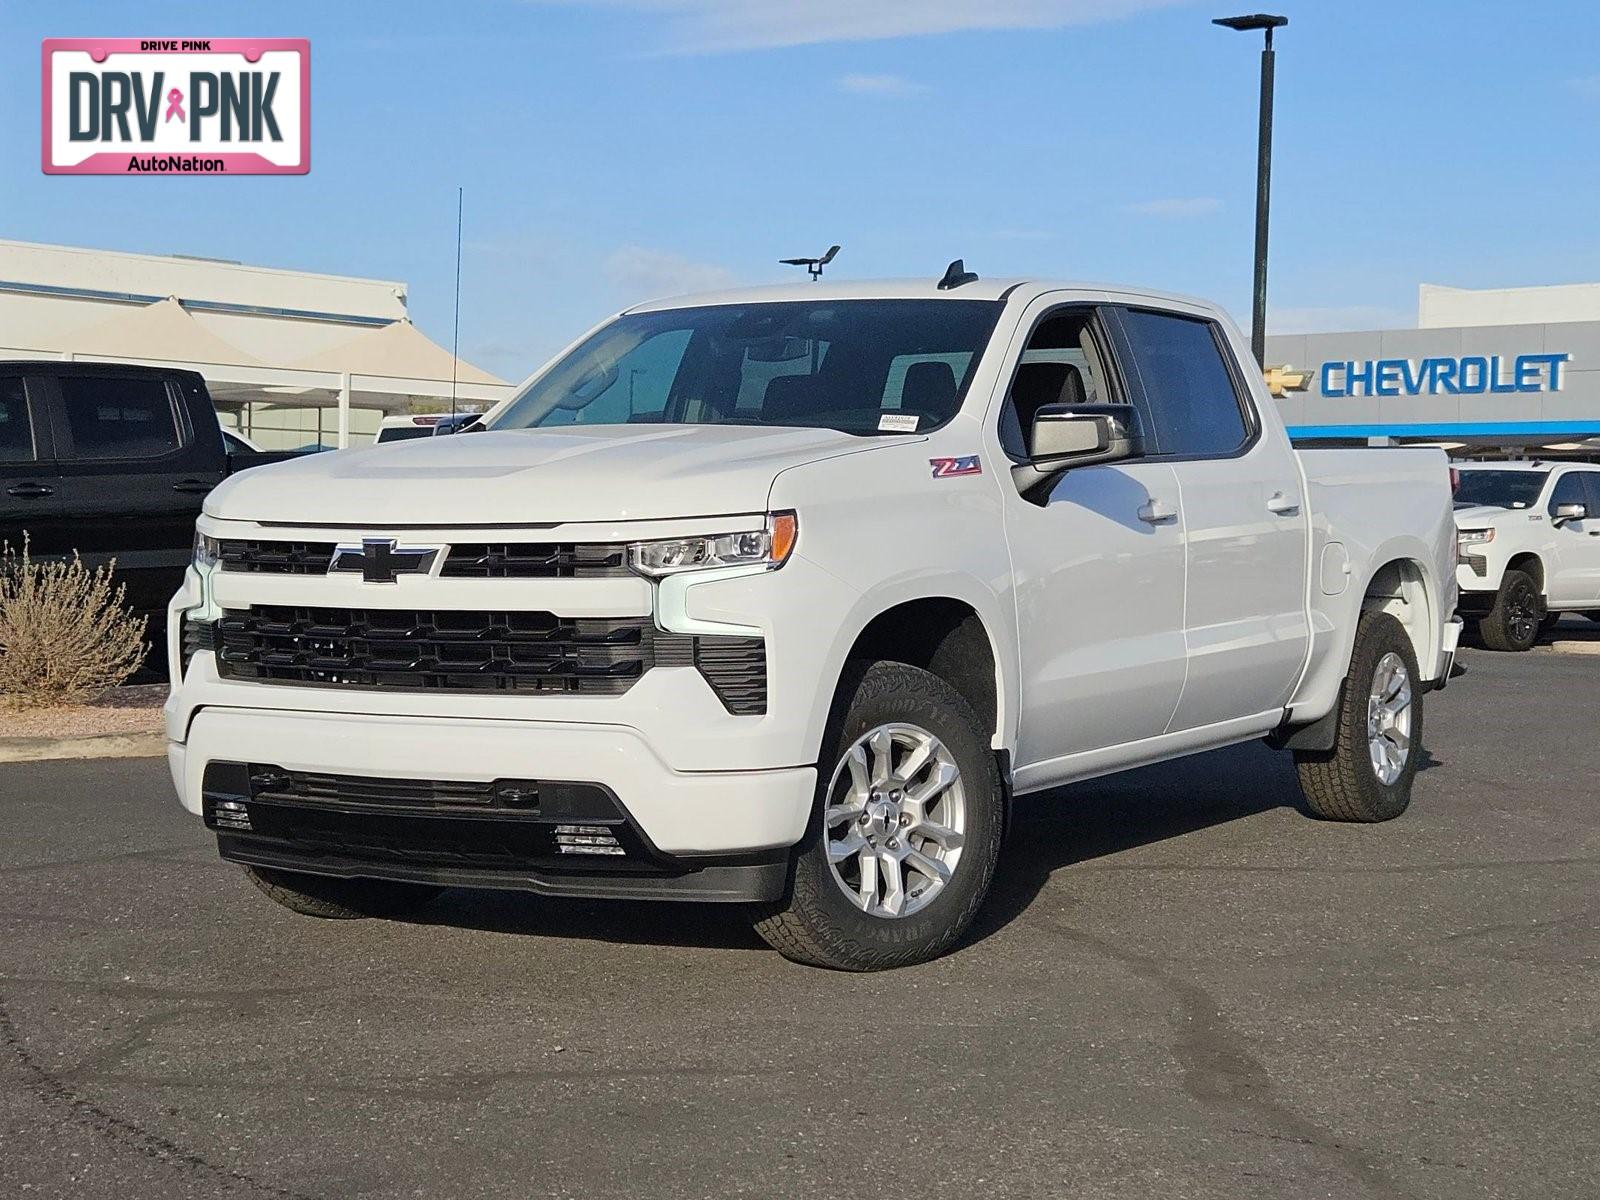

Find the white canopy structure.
[{"left": 0, "top": 239, "right": 516, "bottom": 448}]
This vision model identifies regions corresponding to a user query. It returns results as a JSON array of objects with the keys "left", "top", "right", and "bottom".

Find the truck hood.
[
  {"left": 205, "top": 424, "right": 889, "bottom": 525},
  {"left": 1452, "top": 504, "right": 1518, "bottom": 528}
]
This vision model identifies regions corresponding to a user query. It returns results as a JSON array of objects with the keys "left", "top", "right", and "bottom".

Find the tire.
[
  {"left": 1476, "top": 569, "right": 1542, "bottom": 652},
  {"left": 244, "top": 865, "right": 443, "bottom": 920},
  {"left": 753, "top": 661, "right": 1005, "bottom": 971},
  {"left": 1294, "top": 610, "right": 1422, "bottom": 823}
]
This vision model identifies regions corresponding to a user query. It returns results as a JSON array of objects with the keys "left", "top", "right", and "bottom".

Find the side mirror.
[
  {"left": 1013, "top": 404, "right": 1142, "bottom": 497},
  {"left": 1552, "top": 501, "right": 1588, "bottom": 526},
  {"left": 1029, "top": 404, "right": 1141, "bottom": 467}
]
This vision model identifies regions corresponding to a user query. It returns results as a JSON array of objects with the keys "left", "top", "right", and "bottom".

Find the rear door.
[
  {"left": 0, "top": 371, "right": 67, "bottom": 561},
  {"left": 42, "top": 369, "right": 224, "bottom": 615},
  {"left": 1107, "top": 305, "right": 1311, "bottom": 731}
]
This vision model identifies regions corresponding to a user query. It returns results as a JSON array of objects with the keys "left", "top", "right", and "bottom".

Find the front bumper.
[{"left": 169, "top": 707, "right": 816, "bottom": 897}]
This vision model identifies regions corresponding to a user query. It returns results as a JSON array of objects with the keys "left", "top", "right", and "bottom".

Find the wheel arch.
[
  {"left": 1360, "top": 556, "right": 1437, "bottom": 672},
  {"left": 821, "top": 590, "right": 1015, "bottom": 763},
  {"left": 1504, "top": 551, "right": 1545, "bottom": 593}
]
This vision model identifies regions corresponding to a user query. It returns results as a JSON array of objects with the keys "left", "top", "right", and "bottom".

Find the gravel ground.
[
  {"left": 0, "top": 643, "right": 1596, "bottom": 1199},
  {"left": 0, "top": 684, "right": 167, "bottom": 740}
]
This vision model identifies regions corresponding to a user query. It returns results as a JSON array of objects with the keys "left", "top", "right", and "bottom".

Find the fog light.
[
  {"left": 554, "top": 823, "right": 624, "bottom": 856},
  {"left": 213, "top": 799, "right": 252, "bottom": 832}
]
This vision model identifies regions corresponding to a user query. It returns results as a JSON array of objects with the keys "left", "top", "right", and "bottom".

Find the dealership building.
[
  {"left": 1266, "top": 282, "right": 1600, "bottom": 458},
  {"left": 0, "top": 239, "right": 513, "bottom": 449}
]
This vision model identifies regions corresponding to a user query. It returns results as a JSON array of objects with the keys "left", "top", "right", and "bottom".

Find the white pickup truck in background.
[
  {"left": 1454, "top": 460, "right": 1600, "bottom": 650},
  {"left": 167, "top": 275, "right": 1462, "bottom": 970}
]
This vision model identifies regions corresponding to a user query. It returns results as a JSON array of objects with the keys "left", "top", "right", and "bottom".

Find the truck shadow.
[{"left": 409, "top": 740, "right": 1419, "bottom": 957}]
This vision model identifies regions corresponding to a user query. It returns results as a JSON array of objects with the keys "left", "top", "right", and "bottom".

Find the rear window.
[
  {"left": 0, "top": 376, "right": 33, "bottom": 463},
  {"left": 58, "top": 375, "right": 181, "bottom": 459}
]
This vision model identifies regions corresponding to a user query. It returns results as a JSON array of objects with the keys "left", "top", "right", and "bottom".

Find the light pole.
[{"left": 1213, "top": 12, "right": 1287, "bottom": 367}]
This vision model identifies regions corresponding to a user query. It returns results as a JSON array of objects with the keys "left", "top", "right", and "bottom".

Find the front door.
[
  {"left": 998, "top": 304, "right": 1188, "bottom": 773},
  {"left": 0, "top": 372, "right": 66, "bottom": 564},
  {"left": 1545, "top": 470, "right": 1600, "bottom": 608}
]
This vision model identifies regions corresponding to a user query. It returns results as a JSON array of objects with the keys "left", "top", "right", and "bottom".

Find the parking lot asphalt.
[{"left": 2, "top": 639, "right": 1597, "bottom": 1200}]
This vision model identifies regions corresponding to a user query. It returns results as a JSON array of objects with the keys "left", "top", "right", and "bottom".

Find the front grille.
[
  {"left": 218, "top": 539, "right": 337, "bottom": 574},
  {"left": 214, "top": 538, "right": 626, "bottom": 578},
  {"left": 212, "top": 606, "right": 652, "bottom": 695},
  {"left": 440, "top": 543, "right": 628, "bottom": 578}
]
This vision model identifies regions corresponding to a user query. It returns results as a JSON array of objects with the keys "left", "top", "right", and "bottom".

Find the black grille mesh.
[
  {"left": 193, "top": 609, "right": 766, "bottom": 709},
  {"left": 440, "top": 543, "right": 628, "bottom": 578},
  {"left": 215, "top": 538, "right": 626, "bottom": 578},
  {"left": 214, "top": 606, "right": 651, "bottom": 695},
  {"left": 217, "top": 539, "right": 337, "bottom": 574}
]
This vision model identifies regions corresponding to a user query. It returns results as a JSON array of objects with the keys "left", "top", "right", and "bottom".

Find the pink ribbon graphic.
[{"left": 164, "top": 88, "right": 185, "bottom": 123}]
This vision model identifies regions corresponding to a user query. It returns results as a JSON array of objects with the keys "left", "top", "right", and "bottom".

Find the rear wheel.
[
  {"left": 753, "top": 661, "right": 1004, "bottom": 971},
  {"left": 244, "top": 865, "right": 443, "bottom": 920},
  {"left": 1294, "top": 611, "right": 1422, "bottom": 822},
  {"left": 1476, "top": 569, "right": 1542, "bottom": 652}
]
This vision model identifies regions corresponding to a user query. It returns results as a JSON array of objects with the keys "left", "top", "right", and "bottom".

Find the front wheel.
[
  {"left": 1476, "top": 568, "right": 1542, "bottom": 651},
  {"left": 753, "top": 661, "right": 1005, "bottom": 971},
  {"left": 1294, "top": 610, "right": 1422, "bottom": 822}
]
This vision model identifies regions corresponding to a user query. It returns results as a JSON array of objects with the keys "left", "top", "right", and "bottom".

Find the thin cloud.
[
  {"left": 1127, "top": 196, "right": 1223, "bottom": 219},
  {"left": 837, "top": 73, "right": 927, "bottom": 96},
  {"left": 531, "top": 0, "right": 1188, "bottom": 52},
  {"left": 604, "top": 244, "right": 738, "bottom": 301}
]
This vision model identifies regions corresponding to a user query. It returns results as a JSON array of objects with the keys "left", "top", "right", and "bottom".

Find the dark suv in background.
[{"left": 1, "top": 361, "right": 295, "bottom": 625}]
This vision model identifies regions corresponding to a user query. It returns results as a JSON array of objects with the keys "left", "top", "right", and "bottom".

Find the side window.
[
  {"left": 537, "top": 330, "right": 692, "bottom": 427},
  {"left": 1115, "top": 308, "right": 1252, "bottom": 457},
  {"left": 998, "top": 310, "right": 1120, "bottom": 459},
  {"left": 57, "top": 375, "right": 182, "bottom": 459},
  {"left": 1548, "top": 472, "right": 1587, "bottom": 517},
  {"left": 1583, "top": 473, "right": 1600, "bottom": 517},
  {"left": 0, "top": 376, "right": 35, "bottom": 463}
]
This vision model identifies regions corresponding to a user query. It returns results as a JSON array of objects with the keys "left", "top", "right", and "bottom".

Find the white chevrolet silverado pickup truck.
[
  {"left": 1453, "top": 460, "right": 1600, "bottom": 650},
  {"left": 167, "top": 276, "right": 1462, "bottom": 970}
]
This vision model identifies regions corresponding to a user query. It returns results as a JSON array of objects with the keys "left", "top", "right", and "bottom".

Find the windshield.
[
  {"left": 1454, "top": 469, "right": 1549, "bottom": 510},
  {"left": 490, "top": 299, "right": 1002, "bottom": 436}
]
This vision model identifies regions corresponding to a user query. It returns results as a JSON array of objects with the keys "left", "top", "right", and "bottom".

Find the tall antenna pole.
[{"left": 449, "top": 186, "right": 463, "bottom": 420}]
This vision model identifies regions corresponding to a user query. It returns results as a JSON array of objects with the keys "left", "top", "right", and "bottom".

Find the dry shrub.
[{"left": 0, "top": 537, "right": 148, "bottom": 708}]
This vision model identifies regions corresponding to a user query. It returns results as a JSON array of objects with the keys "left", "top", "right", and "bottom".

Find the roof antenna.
[
  {"left": 780, "top": 244, "right": 840, "bottom": 281},
  {"left": 938, "top": 258, "right": 978, "bottom": 290},
  {"left": 448, "top": 186, "right": 463, "bottom": 422}
]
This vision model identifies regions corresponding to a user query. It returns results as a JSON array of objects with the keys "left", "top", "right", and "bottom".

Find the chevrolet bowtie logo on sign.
[
  {"left": 42, "top": 39, "right": 310, "bottom": 175},
  {"left": 1263, "top": 364, "right": 1312, "bottom": 398},
  {"left": 329, "top": 539, "right": 439, "bottom": 585}
]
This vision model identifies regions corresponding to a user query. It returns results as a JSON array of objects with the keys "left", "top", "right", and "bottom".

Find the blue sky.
[{"left": 4, "top": 0, "right": 1599, "bottom": 382}]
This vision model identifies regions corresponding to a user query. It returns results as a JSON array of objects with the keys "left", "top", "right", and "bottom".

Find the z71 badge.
[{"left": 929, "top": 455, "right": 982, "bottom": 478}]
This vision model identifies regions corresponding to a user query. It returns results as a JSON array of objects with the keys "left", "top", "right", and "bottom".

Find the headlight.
[
  {"left": 193, "top": 531, "right": 221, "bottom": 568},
  {"left": 1456, "top": 528, "right": 1495, "bottom": 546},
  {"left": 628, "top": 511, "right": 797, "bottom": 578}
]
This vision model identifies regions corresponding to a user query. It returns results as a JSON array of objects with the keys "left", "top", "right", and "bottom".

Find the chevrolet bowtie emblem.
[
  {"left": 1264, "top": 364, "right": 1312, "bottom": 397},
  {"left": 329, "top": 538, "right": 439, "bottom": 584}
]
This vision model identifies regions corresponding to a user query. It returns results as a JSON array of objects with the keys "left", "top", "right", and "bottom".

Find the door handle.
[
  {"left": 1266, "top": 491, "right": 1301, "bottom": 515},
  {"left": 6, "top": 482, "right": 54, "bottom": 498},
  {"left": 173, "top": 479, "right": 216, "bottom": 494},
  {"left": 1137, "top": 499, "right": 1178, "bottom": 525}
]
